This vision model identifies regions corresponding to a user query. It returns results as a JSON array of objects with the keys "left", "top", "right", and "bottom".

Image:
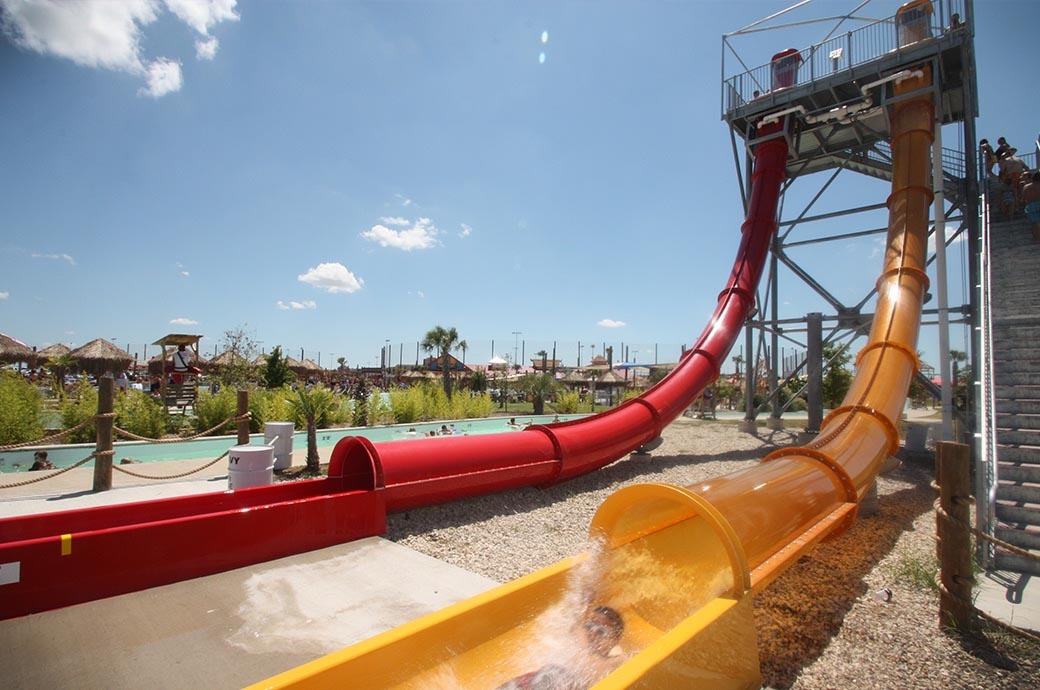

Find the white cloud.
[
  {"left": 380, "top": 216, "right": 410, "bottom": 227},
  {"left": 459, "top": 223, "right": 472, "bottom": 238},
  {"left": 276, "top": 300, "right": 317, "bottom": 310},
  {"left": 598, "top": 319, "right": 626, "bottom": 328},
  {"left": 0, "top": 0, "right": 238, "bottom": 97},
  {"left": 361, "top": 217, "right": 439, "bottom": 251},
  {"left": 298, "top": 262, "right": 364, "bottom": 294},
  {"left": 394, "top": 194, "right": 414, "bottom": 207},
  {"left": 195, "top": 37, "right": 218, "bottom": 60},
  {"left": 0, "top": 0, "right": 159, "bottom": 72},
  {"left": 139, "top": 57, "right": 182, "bottom": 98},
  {"left": 31, "top": 251, "right": 76, "bottom": 266},
  {"left": 164, "top": 0, "right": 239, "bottom": 35},
  {"left": 0, "top": 291, "right": 9, "bottom": 300},
  {"left": 170, "top": 317, "right": 198, "bottom": 325}
]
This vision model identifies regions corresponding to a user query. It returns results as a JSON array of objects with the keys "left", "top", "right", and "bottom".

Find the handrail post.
[
  {"left": 237, "top": 390, "right": 250, "bottom": 445},
  {"left": 937, "top": 441, "right": 974, "bottom": 631},
  {"left": 93, "top": 375, "right": 114, "bottom": 492}
]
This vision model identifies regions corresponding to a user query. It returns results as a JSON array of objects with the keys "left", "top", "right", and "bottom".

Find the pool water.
[{"left": 0, "top": 415, "right": 584, "bottom": 474}]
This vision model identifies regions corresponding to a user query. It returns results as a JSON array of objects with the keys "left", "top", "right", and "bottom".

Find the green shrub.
[
  {"left": 553, "top": 390, "right": 582, "bottom": 414},
  {"left": 194, "top": 387, "right": 240, "bottom": 435},
  {"left": 389, "top": 386, "right": 425, "bottom": 424},
  {"left": 60, "top": 380, "right": 99, "bottom": 443},
  {"left": 0, "top": 371, "right": 43, "bottom": 445},
  {"left": 367, "top": 392, "right": 394, "bottom": 426},
  {"left": 326, "top": 393, "right": 353, "bottom": 426},
  {"left": 449, "top": 391, "right": 495, "bottom": 419},
  {"left": 114, "top": 389, "right": 168, "bottom": 438},
  {"left": 251, "top": 387, "right": 294, "bottom": 431}
]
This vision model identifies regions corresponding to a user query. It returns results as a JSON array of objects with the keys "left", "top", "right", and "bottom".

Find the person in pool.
[
  {"left": 494, "top": 605, "right": 625, "bottom": 690},
  {"left": 28, "top": 450, "right": 55, "bottom": 471}
]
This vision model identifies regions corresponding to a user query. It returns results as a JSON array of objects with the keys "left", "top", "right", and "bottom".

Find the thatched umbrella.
[
  {"left": 0, "top": 333, "right": 35, "bottom": 366},
  {"left": 36, "top": 343, "right": 71, "bottom": 362},
  {"left": 68, "top": 338, "right": 134, "bottom": 378},
  {"left": 210, "top": 350, "right": 250, "bottom": 369},
  {"left": 293, "top": 358, "right": 322, "bottom": 376}
]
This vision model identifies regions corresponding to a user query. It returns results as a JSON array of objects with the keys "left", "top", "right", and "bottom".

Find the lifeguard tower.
[
  {"left": 724, "top": 1, "right": 1039, "bottom": 593},
  {"left": 153, "top": 333, "right": 203, "bottom": 412}
]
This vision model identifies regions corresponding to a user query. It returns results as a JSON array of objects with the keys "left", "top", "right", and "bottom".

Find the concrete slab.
[
  {"left": 974, "top": 571, "right": 1040, "bottom": 634},
  {"left": 0, "top": 537, "right": 497, "bottom": 690}
]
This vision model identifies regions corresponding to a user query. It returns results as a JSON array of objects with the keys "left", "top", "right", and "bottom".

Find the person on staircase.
[{"left": 1022, "top": 170, "right": 1040, "bottom": 242}]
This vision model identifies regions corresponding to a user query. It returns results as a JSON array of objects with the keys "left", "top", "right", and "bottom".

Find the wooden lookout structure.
[{"left": 153, "top": 333, "right": 203, "bottom": 411}]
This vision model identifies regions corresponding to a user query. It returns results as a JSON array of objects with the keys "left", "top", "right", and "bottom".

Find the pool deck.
[{"left": 0, "top": 443, "right": 500, "bottom": 689}]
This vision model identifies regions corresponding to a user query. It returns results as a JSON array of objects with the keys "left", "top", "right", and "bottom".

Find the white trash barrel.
[
  {"left": 904, "top": 423, "right": 929, "bottom": 452},
  {"left": 228, "top": 444, "right": 274, "bottom": 490},
  {"left": 264, "top": 422, "right": 296, "bottom": 470}
]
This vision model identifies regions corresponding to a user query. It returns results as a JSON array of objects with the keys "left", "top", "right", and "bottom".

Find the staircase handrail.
[{"left": 974, "top": 167, "right": 998, "bottom": 568}]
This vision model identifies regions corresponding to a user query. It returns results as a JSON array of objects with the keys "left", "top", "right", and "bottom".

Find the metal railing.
[
  {"left": 974, "top": 169, "right": 998, "bottom": 569},
  {"left": 722, "top": 0, "right": 967, "bottom": 116}
]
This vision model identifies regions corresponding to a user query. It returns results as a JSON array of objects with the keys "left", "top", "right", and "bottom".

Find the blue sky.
[{"left": 1, "top": 1, "right": 1036, "bottom": 372}]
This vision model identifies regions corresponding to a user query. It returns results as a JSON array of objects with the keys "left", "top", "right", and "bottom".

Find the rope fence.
[{"left": 0, "top": 381, "right": 254, "bottom": 490}]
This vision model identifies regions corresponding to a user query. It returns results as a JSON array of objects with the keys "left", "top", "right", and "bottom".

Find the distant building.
[{"left": 423, "top": 354, "right": 471, "bottom": 372}]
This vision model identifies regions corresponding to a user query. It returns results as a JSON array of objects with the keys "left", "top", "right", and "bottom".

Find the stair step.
[
  {"left": 997, "top": 429, "right": 1040, "bottom": 446},
  {"left": 992, "top": 360, "right": 1040, "bottom": 375},
  {"left": 996, "top": 446, "right": 1040, "bottom": 464},
  {"left": 995, "top": 372, "right": 1040, "bottom": 386},
  {"left": 995, "top": 400, "right": 1040, "bottom": 416},
  {"left": 991, "top": 332, "right": 1040, "bottom": 348},
  {"left": 994, "top": 552, "right": 1040, "bottom": 577},
  {"left": 994, "top": 385, "right": 1040, "bottom": 401},
  {"left": 995, "top": 526, "right": 1040, "bottom": 551},
  {"left": 999, "top": 463, "right": 1040, "bottom": 483},
  {"left": 995, "top": 502, "right": 1040, "bottom": 528},
  {"left": 995, "top": 483, "right": 1040, "bottom": 504},
  {"left": 995, "top": 413, "right": 1040, "bottom": 430}
]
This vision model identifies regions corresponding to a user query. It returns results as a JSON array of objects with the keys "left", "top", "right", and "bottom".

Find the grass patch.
[{"left": 887, "top": 550, "right": 940, "bottom": 592}]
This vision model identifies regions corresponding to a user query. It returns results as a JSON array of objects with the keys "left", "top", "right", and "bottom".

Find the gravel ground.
[{"left": 384, "top": 418, "right": 1040, "bottom": 689}]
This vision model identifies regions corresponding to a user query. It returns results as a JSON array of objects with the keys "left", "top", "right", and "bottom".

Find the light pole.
[{"left": 512, "top": 331, "right": 522, "bottom": 371}]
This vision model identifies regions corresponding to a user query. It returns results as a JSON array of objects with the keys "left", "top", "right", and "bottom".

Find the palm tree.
[
  {"left": 421, "top": 326, "right": 466, "bottom": 398},
  {"left": 286, "top": 385, "right": 336, "bottom": 474},
  {"left": 732, "top": 354, "right": 744, "bottom": 377},
  {"left": 521, "top": 373, "right": 557, "bottom": 415}
]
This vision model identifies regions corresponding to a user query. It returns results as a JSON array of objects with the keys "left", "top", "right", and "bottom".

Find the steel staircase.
[{"left": 978, "top": 197, "right": 1040, "bottom": 579}]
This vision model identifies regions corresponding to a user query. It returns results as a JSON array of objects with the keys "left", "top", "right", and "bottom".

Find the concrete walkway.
[
  {"left": 0, "top": 444, "right": 499, "bottom": 689},
  {"left": 0, "top": 537, "right": 496, "bottom": 689}
]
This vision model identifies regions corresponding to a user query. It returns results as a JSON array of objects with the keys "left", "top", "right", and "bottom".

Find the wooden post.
[
  {"left": 237, "top": 389, "right": 250, "bottom": 446},
  {"left": 93, "top": 375, "right": 114, "bottom": 492},
  {"left": 937, "top": 441, "right": 974, "bottom": 631}
]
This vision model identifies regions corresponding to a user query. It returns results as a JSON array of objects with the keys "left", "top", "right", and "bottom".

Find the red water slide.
[{"left": 0, "top": 124, "right": 788, "bottom": 621}]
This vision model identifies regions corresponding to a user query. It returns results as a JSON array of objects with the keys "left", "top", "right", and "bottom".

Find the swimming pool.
[{"left": 0, "top": 414, "right": 585, "bottom": 474}]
